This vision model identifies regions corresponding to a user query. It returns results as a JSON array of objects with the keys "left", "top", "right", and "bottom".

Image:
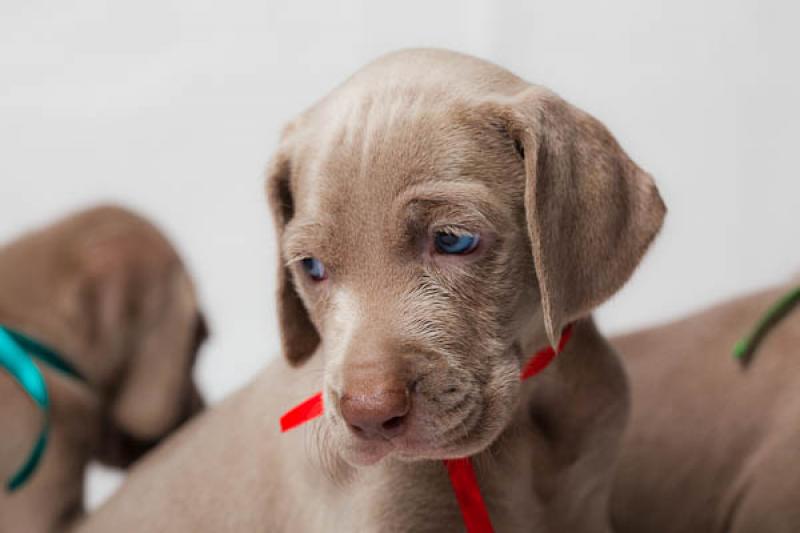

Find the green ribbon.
[
  {"left": 734, "top": 286, "right": 800, "bottom": 368},
  {"left": 0, "top": 325, "right": 83, "bottom": 491}
]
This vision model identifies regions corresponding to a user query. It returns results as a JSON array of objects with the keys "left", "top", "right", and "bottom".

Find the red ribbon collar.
[{"left": 279, "top": 324, "right": 574, "bottom": 533}]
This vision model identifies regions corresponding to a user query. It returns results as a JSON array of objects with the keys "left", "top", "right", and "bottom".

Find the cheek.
[
  {"left": 437, "top": 277, "right": 517, "bottom": 345},
  {"left": 471, "top": 236, "right": 534, "bottom": 327},
  {"left": 408, "top": 264, "right": 527, "bottom": 401},
  {"left": 401, "top": 239, "right": 523, "bottom": 351},
  {"left": 292, "top": 271, "right": 334, "bottom": 330}
]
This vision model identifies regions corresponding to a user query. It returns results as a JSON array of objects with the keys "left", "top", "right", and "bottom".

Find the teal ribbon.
[{"left": 0, "top": 325, "right": 83, "bottom": 491}]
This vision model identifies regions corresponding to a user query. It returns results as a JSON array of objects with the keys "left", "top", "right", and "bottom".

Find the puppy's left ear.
[
  {"left": 265, "top": 131, "right": 321, "bottom": 366},
  {"left": 492, "top": 87, "right": 666, "bottom": 345}
]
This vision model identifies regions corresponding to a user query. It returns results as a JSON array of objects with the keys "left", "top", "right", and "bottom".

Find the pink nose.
[{"left": 340, "top": 386, "right": 411, "bottom": 440}]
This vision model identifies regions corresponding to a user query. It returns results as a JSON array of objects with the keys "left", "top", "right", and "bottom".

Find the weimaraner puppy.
[
  {"left": 0, "top": 206, "right": 206, "bottom": 533},
  {"left": 612, "top": 281, "right": 800, "bottom": 533},
  {"left": 78, "top": 49, "right": 665, "bottom": 532}
]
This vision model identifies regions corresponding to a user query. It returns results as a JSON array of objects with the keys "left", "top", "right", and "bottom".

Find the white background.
[{"left": 1, "top": 0, "right": 798, "bottom": 507}]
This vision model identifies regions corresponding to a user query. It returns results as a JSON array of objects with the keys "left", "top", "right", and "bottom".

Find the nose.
[{"left": 340, "top": 384, "right": 411, "bottom": 440}]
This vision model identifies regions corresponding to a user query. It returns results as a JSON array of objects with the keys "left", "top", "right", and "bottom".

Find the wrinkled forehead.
[{"left": 290, "top": 89, "right": 503, "bottom": 226}]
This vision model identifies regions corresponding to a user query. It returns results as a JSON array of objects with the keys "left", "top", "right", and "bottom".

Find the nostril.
[{"left": 382, "top": 415, "right": 405, "bottom": 432}]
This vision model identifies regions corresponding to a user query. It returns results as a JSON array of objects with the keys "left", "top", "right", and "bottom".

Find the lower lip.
[
  {"left": 347, "top": 437, "right": 445, "bottom": 464},
  {"left": 346, "top": 440, "right": 395, "bottom": 465}
]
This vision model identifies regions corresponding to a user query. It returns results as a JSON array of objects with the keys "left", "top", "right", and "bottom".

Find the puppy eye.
[
  {"left": 433, "top": 232, "right": 480, "bottom": 255},
  {"left": 301, "top": 257, "right": 327, "bottom": 281}
]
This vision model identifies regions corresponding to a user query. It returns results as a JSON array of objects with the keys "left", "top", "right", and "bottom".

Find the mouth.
[
  {"left": 329, "top": 344, "right": 521, "bottom": 466},
  {"left": 337, "top": 402, "right": 492, "bottom": 466}
]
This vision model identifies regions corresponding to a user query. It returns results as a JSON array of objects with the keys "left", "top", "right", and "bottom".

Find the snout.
[
  {"left": 337, "top": 363, "right": 413, "bottom": 440},
  {"left": 330, "top": 347, "right": 513, "bottom": 463},
  {"left": 341, "top": 386, "right": 411, "bottom": 439}
]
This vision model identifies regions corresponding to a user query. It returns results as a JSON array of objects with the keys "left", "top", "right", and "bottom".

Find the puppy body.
[
  {"left": 0, "top": 206, "right": 205, "bottom": 533},
  {"left": 80, "top": 49, "right": 664, "bottom": 532},
  {"left": 611, "top": 283, "right": 800, "bottom": 533},
  {"left": 79, "top": 318, "right": 626, "bottom": 532}
]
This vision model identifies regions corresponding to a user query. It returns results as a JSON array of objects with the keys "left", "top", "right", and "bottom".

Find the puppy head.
[
  {"left": 71, "top": 207, "right": 207, "bottom": 467},
  {"left": 267, "top": 50, "right": 665, "bottom": 465}
]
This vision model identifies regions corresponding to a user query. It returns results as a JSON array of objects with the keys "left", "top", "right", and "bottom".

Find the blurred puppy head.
[
  {"left": 74, "top": 207, "right": 207, "bottom": 467},
  {"left": 266, "top": 50, "right": 665, "bottom": 466},
  {"left": 0, "top": 205, "right": 207, "bottom": 467}
]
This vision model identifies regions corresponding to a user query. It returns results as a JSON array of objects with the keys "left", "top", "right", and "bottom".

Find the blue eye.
[
  {"left": 301, "top": 257, "right": 327, "bottom": 281},
  {"left": 433, "top": 232, "right": 480, "bottom": 255}
]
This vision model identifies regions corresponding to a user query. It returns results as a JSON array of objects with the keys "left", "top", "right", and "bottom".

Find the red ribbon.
[
  {"left": 280, "top": 391, "right": 324, "bottom": 432},
  {"left": 520, "top": 323, "right": 574, "bottom": 380},
  {"left": 444, "top": 457, "right": 495, "bottom": 532},
  {"left": 279, "top": 323, "right": 574, "bottom": 532}
]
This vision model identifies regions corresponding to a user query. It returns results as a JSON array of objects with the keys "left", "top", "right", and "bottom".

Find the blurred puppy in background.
[
  {"left": 0, "top": 205, "right": 207, "bottom": 533},
  {"left": 612, "top": 281, "right": 800, "bottom": 533}
]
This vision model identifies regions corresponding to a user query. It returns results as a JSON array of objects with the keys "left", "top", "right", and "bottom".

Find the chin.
[{"left": 340, "top": 438, "right": 395, "bottom": 466}]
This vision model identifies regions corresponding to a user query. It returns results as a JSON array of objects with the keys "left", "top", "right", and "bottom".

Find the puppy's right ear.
[
  {"left": 265, "top": 137, "right": 320, "bottom": 366},
  {"left": 486, "top": 87, "right": 666, "bottom": 346}
]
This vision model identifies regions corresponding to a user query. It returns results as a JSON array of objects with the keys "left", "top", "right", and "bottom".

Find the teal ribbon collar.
[{"left": 0, "top": 325, "right": 83, "bottom": 491}]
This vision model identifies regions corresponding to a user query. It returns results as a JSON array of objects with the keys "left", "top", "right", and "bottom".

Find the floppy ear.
[
  {"left": 107, "top": 269, "right": 203, "bottom": 439},
  {"left": 79, "top": 247, "right": 205, "bottom": 466},
  {"left": 98, "top": 282, "right": 205, "bottom": 467},
  {"left": 265, "top": 139, "right": 321, "bottom": 366},
  {"left": 497, "top": 87, "right": 666, "bottom": 345}
]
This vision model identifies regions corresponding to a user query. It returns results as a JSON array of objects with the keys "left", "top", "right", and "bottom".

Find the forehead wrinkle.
[
  {"left": 352, "top": 91, "right": 434, "bottom": 197},
  {"left": 391, "top": 182, "right": 511, "bottom": 243},
  {"left": 334, "top": 89, "right": 440, "bottom": 178},
  {"left": 300, "top": 90, "right": 377, "bottom": 213},
  {"left": 395, "top": 181, "right": 502, "bottom": 216},
  {"left": 302, "top": 92, "right": 493, "bottom": 262},
  {"left": 282, "top": 219, "right": 334, "bottom": 263},
  {"left": 310, "top": 106, "right": 434, "bottom": 242}
]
